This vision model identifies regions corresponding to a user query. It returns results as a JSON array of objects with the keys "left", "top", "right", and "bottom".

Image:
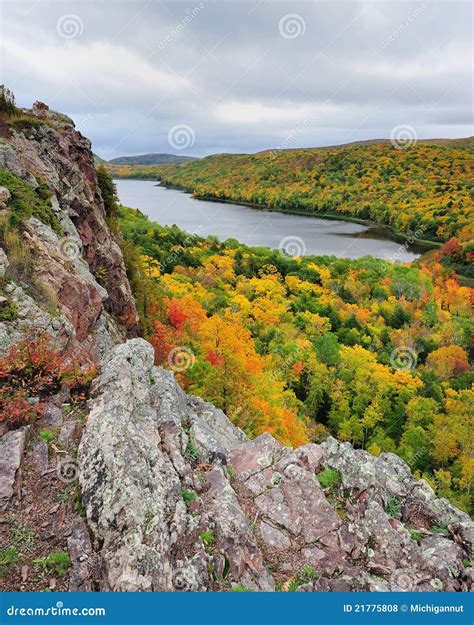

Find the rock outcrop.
[
  {"left": 78, "top": 339, "right": 473, "bottom": 593},
  {"left": 0, "top": 102, "right": 138, "bottom": 360}
]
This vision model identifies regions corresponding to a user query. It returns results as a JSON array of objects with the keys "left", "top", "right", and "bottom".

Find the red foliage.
[
  {"left": 167, "top": 300, "right": 189, "bottom": 330},
  {"left": 441, "top": 237, "right": 462, "bottom": 258},
  {"left": 149, "top": 320, "right": 174, "bottom": 365},
  {"left": 0, "top": 335, "right": 98, "bottom": 429},
  {"left": 205, "top": 349, "right": 224, "bottom": 368}
]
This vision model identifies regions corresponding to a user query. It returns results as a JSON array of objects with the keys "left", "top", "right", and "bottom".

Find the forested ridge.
[{"left": 110, "top": 140, "right": 473, "bottom": 247}]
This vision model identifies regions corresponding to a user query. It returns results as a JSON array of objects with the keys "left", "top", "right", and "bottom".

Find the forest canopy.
[{"left": 116, "top": 200, "right": 473, "bottom": 514}]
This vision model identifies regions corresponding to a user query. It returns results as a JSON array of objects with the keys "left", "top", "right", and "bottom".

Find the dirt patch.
[{"left": 0, "top": 401, "right": 89, "bottom": 591}]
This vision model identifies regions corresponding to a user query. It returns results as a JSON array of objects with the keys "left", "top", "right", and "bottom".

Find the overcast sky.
[{"left": 1, "top": 0, "right": 472, "bottom": 158}]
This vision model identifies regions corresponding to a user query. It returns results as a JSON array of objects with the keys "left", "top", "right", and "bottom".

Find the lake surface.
[{"left": 116, "top": 179, "right": 419, "bottom": 262}]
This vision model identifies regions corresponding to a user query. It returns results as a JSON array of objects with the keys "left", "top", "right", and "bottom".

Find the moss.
[
  {"left": 316, "top": 468, "right": 342, "bottom": 490},
  {"left": 0, "top": 299, "right": 19, "bottom": 321},
  {"left": 0, "top": 167, "right": 60, "bottom": 235}
]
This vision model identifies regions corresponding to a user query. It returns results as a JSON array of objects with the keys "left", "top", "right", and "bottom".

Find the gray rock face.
[
  {"left": 0, "top": 186, "right": 11, "bottom": 206},
  {"left": 0, "top": 247, "right": 9, "bottom": 277},
  {"left": 78, "top": 339, "right": 473, "bottom": 593},
  {"left": 78, "top": 339, "right": 258, "bottom": 591},
  {"left": 0, "top": 428, "right": 27, "bottom": 510}
]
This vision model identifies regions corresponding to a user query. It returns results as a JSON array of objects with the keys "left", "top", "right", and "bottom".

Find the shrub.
[
  {"left": 0, "top": 334, "right": 98, "bottom": 429},
  {"left": 0, "top": 299, "right": 19, "bottom": 321},
  {"left": 96, "top": 166, "right": 119, "bottom": 229},
  {"left": 287, "top": 565, "right": 320, "bottom": 591},
  {"left": 0, "top": 547, "right": 20, "bottom": 575},
  {"left": 0, "top": 85, "right": 18, "bottom": 116}
]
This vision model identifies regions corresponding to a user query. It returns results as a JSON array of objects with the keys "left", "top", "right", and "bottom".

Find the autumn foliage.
[
  {"left": 118, "top": 205, "right": 473, "bottom": 512},
  {"left": 0, "top": 335, "right": 98, "bottom": 428},
  {"left": 125, "top": 141, "right": 474, "bottom": 245}
]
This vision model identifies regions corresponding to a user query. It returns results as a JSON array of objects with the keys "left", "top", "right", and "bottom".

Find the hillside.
[
  {"left": 0, "top": 95, "right": 472, "bottom": 593},
  {"left": 93, "top": 153, "right": 107, "bottom": 166},
  {"left": 118, "top": 205, "right": 474, "bottom": 513},
  {"left": 109, "top": 153, "right": 197, "bottom": 166},
  {"left": 154, "top": 141, "right": 473, "bottom": 245}
]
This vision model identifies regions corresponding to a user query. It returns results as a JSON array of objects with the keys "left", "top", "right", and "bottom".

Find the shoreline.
[{"left": 113, "top": 176, "right": 441, "bottom": 252}]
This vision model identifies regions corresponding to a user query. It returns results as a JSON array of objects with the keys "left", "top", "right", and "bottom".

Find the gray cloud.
[{"left": 1, "top": 0, "right": 472, "bottom": 158}]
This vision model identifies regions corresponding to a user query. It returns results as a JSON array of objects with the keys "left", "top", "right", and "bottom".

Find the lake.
[{"left": 115, "top": 179, "right": 420, "bottom": 262}]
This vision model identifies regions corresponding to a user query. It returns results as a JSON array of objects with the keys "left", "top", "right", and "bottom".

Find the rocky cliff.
[
  {"left": 0, "top": 101, "right": 138, "bottom": 361},
  {"left": 0, "top": 102, "right": 472, "bottom": 593}
]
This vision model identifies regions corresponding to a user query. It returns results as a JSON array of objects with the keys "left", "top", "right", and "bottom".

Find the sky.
[{"left": 1, "top": 0, "right": 472, "bottom": 159}]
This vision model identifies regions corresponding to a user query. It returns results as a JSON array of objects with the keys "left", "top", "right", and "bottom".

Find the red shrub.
[{"left": 0, "top": 335, "right": 98, "bottom": 429}]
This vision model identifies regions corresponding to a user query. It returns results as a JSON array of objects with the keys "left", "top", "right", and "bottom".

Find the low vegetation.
[
  {"left": 33, "top": 551, "right": 71, "bottom": 576},
  {"left": 0, "top": 167, "right": 60, "bottom": 235},
  {"left": 0, "top": 334, "right": 97, "bottom": 428},
  {"left": 317, "top": 468, "right": 342, "bottom": 490}
]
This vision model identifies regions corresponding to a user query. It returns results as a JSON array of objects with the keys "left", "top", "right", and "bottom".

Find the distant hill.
[
  {"left": 93, "top": 153, "right": 107, "bottom": 166},
  {"left": 108, "top": 153, "right": 197, "bottom": 165},
  {"left": 306, "top": 136, "right": 474, "bottom": 151}
]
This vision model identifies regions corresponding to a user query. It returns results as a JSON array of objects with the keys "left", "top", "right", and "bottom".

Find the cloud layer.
[{"left": 2, "top": 0, "right": 472, "bottom": 158}]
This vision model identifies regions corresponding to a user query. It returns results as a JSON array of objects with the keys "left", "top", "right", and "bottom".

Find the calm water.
[{"left": 116, "top": 179, "right": 419, "bottom": 262}]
